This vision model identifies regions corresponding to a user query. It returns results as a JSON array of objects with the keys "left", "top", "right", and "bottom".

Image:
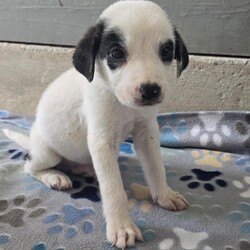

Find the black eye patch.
[
  {"left": 159, "top": 40, "right": 174, "bottom": 63},
  {"left": 99, "top": 29, "right": 127, "bottom": 70}
]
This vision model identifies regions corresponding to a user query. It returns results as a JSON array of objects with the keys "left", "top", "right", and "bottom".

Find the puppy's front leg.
[
  {"left": 133, "top": 119, "right": 189, "bottom": 211},
  {"left": 88, "top": 133, "right": 142, "bottom": 249}
]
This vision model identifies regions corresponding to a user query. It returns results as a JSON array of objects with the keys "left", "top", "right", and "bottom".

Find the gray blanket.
[{"left": 0, "top": 110, "right": 249, "bottom": 250}]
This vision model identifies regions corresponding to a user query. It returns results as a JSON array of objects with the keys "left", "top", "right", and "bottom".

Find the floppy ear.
[
  {"left": 174, "top": 29, "right": 189, "bottom": 78},
  {"left": 73, "top": 22, "right": 105, "bottom": 82}
]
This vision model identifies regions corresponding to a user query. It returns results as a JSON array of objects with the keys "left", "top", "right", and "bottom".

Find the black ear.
[
  {"left": 73, "top": 22, "right": 105, "bottom": 82},
  {"left": 174, "top": 29, "right": 189, "bottom": 78}
]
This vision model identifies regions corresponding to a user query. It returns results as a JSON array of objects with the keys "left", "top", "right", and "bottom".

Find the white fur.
[
  {"left": 4, "top": 1, "right": 189, "bottom": 249},
  {"left": 2, "top": 129, "right": 29, "bottom": 149}
]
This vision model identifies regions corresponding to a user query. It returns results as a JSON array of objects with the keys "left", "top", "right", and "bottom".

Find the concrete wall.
[
  {"left": 1, "top": 43, "right": 249, "bottom": 116},
  {"left": 0, "top": 0, "right": 249, "bottom": 57}
]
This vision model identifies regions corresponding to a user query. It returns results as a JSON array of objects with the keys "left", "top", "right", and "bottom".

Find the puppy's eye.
[
  {"left": 110, "top": 48, "right": 125, "bottom": 60},
  {"left": 160, "top": 41, "right": 174, "bottom": 62}
]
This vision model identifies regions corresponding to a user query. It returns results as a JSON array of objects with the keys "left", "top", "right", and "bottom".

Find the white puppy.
[{"left": 5, "top": 1, "right": 189, "bottom": 248}]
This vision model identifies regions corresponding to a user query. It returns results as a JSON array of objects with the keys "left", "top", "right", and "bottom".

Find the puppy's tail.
[{"left": 2, "top": 129, "right": 30, "bottom": 150}]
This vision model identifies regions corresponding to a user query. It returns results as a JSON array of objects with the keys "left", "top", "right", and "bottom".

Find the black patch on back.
[
  {"left": 73, "top": 22, "right": 105, "bottom": 82},
  {"left": 99, "top": 29, "right": 127, "bottom": 70}
]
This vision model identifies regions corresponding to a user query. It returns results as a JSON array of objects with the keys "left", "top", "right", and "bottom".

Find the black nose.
[{"left": 139, "top": 83, "right": 161, "bottom": 102}]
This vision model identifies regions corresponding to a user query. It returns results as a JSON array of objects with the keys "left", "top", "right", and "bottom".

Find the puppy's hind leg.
[{"left": 25, "top": 127, "right": 72, "bottom": 190}]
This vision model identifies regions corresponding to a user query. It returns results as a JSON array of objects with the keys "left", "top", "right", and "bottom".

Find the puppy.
[{"left": 5, "top": 1, "right": 189, "bottom": 248}]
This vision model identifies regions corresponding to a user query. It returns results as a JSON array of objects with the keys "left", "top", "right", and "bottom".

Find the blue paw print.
[
  {"left": 158, "top": 113, "right": 188, "bottom": 131},
  {"left": 101, "top": 217, "right": 155, "bottom": 249},
  {"left": 235, "top": 156, "right": 250, "bottom": 173},
  {"left": 32, "top": 242, "right": 65, "bottom": 250},
  {"left": 229, "top": 202, "right": 250, "bottom": 234},
  {"left": 23, "top": 176, "right": 51, "bottom": 192},
  {"left": 161, "top": 127, "right": 180, "bottom": 146},
  {"left": 0, "top": 110, "right": 10, "bottom": 119},
  {"left": 0, "top": 234, "right": 10, "bottom": 245},
  {"left": 43, "top": 204, "right": 95, "bottom": 240},
  {"left": 135, "top": 218, "right": 156, "bottom": 242},
  {"left": 62, "top": 204, "right": 95, "bottom": 225},
  {"left": 157, "top": 114, "right": 167, "bottom": 127},
  {"left": 120, "top": 142, "right": 134, "bottom": 154},
  {"left": 32, "top": 242, "right": 47, "bottom": 250},
  {"left": 159, "top": 113, "right": 188, "bottom": 147},
  {"left": 3, "top": 118, "right": 32, "bottom": 130}
]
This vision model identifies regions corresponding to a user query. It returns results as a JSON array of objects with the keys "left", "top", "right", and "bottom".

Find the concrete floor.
[{"left": 0, "top": 42, "right": 249, "bottom": 116}]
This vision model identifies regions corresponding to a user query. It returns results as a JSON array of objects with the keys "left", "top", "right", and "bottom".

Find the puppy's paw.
[
  {"left": 42, "top": 171, "right": 72, "bottom": 190},
  {"left": 154, "top": 188, "right": 189, "bottom": 211},
  {"left": 48, "top": 174, "right": 72, "bottom": 190},
  {"left": 107, "top": 218, "right": 143, "bottom": 249}
]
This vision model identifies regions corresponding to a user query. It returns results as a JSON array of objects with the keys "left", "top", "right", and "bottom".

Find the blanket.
[{"left": 0, "top": 110, "right": 249, "bottom": 250}]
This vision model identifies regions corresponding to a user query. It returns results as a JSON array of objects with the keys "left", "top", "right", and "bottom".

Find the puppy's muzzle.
[{"left": 139, "top": 83, "right": 162, "bottom": 106}]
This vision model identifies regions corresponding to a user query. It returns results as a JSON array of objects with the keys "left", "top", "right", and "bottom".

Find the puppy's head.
[{"left": 73, "top": 0, "right": 189, "bottom": 108}]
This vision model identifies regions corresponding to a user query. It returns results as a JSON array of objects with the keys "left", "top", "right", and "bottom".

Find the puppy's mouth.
[{"left": 135, "top": 96, "right": 163, "bottom": 106}]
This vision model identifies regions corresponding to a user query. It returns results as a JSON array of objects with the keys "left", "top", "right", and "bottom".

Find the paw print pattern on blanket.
[
  {"left": 135, "top": 218, "right": 156, "bottom": 242},
  {"left": 128, "top": 183, "right": 153, "bottom": 214},
  {"left": 120, "top": 142, "right": 134, "bottom": 154},
  {"left": 180, "top": 169, "right": 228, "bottom": 192},
  {"left": 191, "top": 112, "right": 231, "bottom": 147},
  {"left": 7, "top": 148, "right": 29, "bottom": 161},
  {"left": 0, "top": 146, "right": 28, "bottom": 161},
  {"left": 9, "top": 144, "right": 131, "bottom": 200},
  {"left": 0, "top": 110, "right": 10, "bottom": 118},
  {"left": 225, "top": 239, "right": 250, "bottom": 250},
  {"left": 0, "top": 195, "right": 46, "bottom": 227},
  {"left": 43, "top": 204, "right": 95, "bottom": 240},
  {"left": 235, "top": 114, "right": 250, "bottom": 148},
  {"left": 70, "top": 177, "right": 101, "bottom": 202},
  {"left": 233, "top": 177, "right": 250, "bottom": 198},
  {"left": 128, "top": 199, "right": 152, "bottom": 213},
  {"left": 160, "top": 118, "right": 188, "bottom": 146},
  {"left": 0, "top": 234, "right": 10, "bottom": 245},
  {"left": 159, "top": 227, "right": 210, "bottom": 250},
  {"left": 235, "top": 156, "right": 250, "bottom": 173},
  {"left": 229, "top": 202, "right": 250, "bottom": 234},
  {"left": 191, "top": 150, "right": 231, "bottom": 168},
  {"left": 23, "top": 176, "right": 51, "bottom": 192},
  {"left": 32, "top": 242, "right": 65, "bottom": 250}
]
